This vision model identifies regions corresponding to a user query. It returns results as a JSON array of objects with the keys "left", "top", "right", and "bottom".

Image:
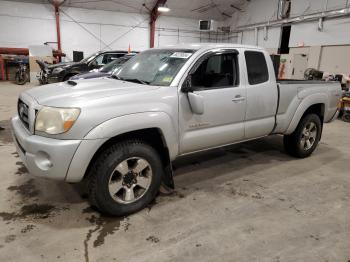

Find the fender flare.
[
  {"left": 286, "top": 93, "right": 327, "bottom": 135},
  {"left": 84, "top": 111, "right": 178, "bottom": 159},
  {"left": 66, "top": 112, "right": 178, "bottom": 186}
]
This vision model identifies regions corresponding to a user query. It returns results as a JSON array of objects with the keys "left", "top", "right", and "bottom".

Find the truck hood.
[{"left": 25, "top": 78, "right": 159, "bottom": 107}]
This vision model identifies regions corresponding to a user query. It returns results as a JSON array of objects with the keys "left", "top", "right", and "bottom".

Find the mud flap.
[{"left": 159, "top": 163, "right": 174, "bottom": 194}]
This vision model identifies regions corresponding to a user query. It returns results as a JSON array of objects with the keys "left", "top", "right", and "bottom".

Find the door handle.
[{"left": 232, "top": 95, "right": 246, "bottom": 103}]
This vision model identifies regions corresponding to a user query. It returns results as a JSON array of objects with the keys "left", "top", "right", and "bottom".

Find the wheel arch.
[
  {"left": 66, "top": 112, "right": 178, "bottom": 189},
  {"left": 83, "top": 127, "right": 175, "bottom": 189},
  {"left": 286, "top": 94, "right": 327, "bottom": 135}
]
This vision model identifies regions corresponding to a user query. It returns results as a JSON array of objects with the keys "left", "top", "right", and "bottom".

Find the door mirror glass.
[{"left": 89, "top": 59, "right": 98, "bottom": 69}]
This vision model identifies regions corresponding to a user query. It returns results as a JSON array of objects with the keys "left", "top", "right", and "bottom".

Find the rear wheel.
[
  {"left": 342, "top": 113, "right": 350, "bottom": 123},
  {"left": 284, "top": 114, "right": 322, "bottom": 158},
  {"left": 87, "top": 140, "right": 163, "bottom": 216}
]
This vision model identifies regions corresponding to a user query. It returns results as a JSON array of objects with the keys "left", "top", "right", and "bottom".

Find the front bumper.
[
  {"left": 11, "top": 116, "right": 81, "bottom": 181},
  {"left": 11, "top": 116, "right": 108, "bottom": 182}
]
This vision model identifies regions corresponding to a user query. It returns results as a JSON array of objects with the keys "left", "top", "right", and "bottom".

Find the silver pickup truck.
[{"left": 11, "top": 44, "right": 341, "bottom": 216}]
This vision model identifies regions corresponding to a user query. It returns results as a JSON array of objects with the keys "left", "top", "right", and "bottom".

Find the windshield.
[
  {"left": 100, "top": 56, "right": 131, "bottom": 73},
  {"left": 80, "top": 52, "right": 100, "bottom": 63},
  {"left": 113, "top": 49, "right": 195, "bottom": 86}
]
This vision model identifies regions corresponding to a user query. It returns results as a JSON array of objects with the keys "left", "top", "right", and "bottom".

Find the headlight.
[
  {"left": 52, "top": 68, "right": 64, "bottom": 74},
  {"left": 35, "top": 107, "right": 80, "bottom": 135}
]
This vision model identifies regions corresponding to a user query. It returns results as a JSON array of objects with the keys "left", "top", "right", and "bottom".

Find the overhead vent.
[{"left": 199, "top": 20, "right": 218, "bottom": 31}]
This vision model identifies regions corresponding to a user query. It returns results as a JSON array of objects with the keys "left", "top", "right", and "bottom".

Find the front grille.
[{"left": 18, "top": 99, "right": 30, "bottom": 129}]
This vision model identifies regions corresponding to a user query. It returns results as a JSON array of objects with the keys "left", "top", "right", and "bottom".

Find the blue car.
[{"left": 70, "top": 53, "right": 137, "bottom": 80}]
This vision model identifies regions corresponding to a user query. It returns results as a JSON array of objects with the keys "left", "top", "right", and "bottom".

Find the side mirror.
[
  {"left": 188, "top": 92, "right": 204, "bottom": 115},
  {"left": 181, "top": 75, "right": 193, "bottom": 93},
  {"left": 89, "top": 60, "right": 98, "bottom": 68}
]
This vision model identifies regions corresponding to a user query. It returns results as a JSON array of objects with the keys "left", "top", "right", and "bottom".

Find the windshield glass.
[
  {"left": 80, "top": 52, "right": 99, "bottom": 63},
  {"left": 100, "top": 56, "right": 131, "bottom": 73},
  {"left": 113, "top": 49, "right": 195, "bottom": 86}
]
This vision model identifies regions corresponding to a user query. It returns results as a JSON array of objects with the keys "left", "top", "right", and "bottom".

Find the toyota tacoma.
[{"left": 11, "top": 44, "right": 341, "bottom": 216}]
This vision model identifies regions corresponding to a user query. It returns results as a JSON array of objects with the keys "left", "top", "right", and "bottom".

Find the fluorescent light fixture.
[{"left": 158, "top": 5, "right": 170, "bottom": 12}]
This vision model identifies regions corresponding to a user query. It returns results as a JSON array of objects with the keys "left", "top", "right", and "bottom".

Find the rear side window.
[{"left": 245, "top": 51, "right": 269, "bottom": 85}]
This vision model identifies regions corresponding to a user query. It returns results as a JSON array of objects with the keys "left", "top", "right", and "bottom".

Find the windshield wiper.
[
  {"left": 122, "top": 78, "right": 150, "bottom": 85},
  {"left": 110, "top": 75, "right": 149, "bottom": 85},
  {"left": 110, "top": 75, "right": 122, "bottom": 80}
]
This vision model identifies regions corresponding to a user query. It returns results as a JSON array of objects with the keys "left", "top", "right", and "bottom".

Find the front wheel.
[
  {"left": 87, "top": 140, "right": 163, "bottom": 216},
  {"left": 284, "top": 114, "right": 322, "bottom": 158},
  {"left": 15, "top": 72, "right": 28, "bottom": 85}
]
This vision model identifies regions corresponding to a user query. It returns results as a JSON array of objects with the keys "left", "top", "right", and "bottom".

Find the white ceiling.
[{"left": 10, "top": 0, "right": 249, "bottom": 20}]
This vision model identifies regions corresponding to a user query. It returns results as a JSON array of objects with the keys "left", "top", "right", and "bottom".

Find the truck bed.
[{"left": 273, "top": 80, "right": 341, "bottom": 134}]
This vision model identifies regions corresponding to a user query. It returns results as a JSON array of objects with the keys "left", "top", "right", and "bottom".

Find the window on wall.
[
  {"left": 191, "top": 52, "right": 239, "bottom": 89},
  {"left": 245, "top": 51, "right": 269, "bottom": 85}
]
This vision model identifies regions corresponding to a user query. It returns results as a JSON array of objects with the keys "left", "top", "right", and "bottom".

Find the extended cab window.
[
  {"left": 245, "top": 51, "right": 269, "bottom": 85},
  {"left": 191, "top": 52, "right": 239, "bottom": 89}
]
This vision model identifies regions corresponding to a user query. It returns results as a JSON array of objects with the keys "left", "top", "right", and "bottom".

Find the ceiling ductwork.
[
  {"left": 236, "top": 6, "right": 350, "bottom": 31},
  {"left": 278, "top": 0, "right": 291, "bottom": 19}
]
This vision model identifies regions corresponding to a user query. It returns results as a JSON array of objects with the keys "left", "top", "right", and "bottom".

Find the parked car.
[
  {"left": 12, "top": 44, "right": 341, "bottom": 216},
  {"left": 37, "top": 50, "right": 128, "bottom": 84},
  {"left": 70, "top": 53, "right": 137, "bottom": 80}
]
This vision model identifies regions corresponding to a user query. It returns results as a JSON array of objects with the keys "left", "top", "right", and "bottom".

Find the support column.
[
  {"left": 53, "top": 0, "right": 63, "bottom": 62},
  {"left": 149, "top": 0, "right": 167, "bottom": 48}
]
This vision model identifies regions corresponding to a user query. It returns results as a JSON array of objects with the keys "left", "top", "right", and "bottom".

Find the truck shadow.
[{"left": 172, "top": 135, "right": 339, "bottom": 188}]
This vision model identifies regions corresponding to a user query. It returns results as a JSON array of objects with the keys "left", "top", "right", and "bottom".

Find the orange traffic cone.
[{"left": 128, "top": 44, "right": 131, "bottom": 54}]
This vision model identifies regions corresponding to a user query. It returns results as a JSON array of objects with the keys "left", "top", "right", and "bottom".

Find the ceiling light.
[{"left": 158, "top": 4, "right": 170, "bottom": 12}]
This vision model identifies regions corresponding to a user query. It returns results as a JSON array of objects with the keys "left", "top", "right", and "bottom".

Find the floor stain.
[
  {"left": 309, "top": 234, "right": 320, "bottom": 241},
  {"left": 21, "top": 224, "right": 36, "bottom": 233},
  {"left": 0, "top": 120, "right": 12, "bottom": 144},
  {"left": 82, "top": 207, "right": 96, "bottom": 214},
  {"left": 7, "top": 179, "right": 40, "bottom": 198},
  {"left": 11, "top": 152, "right": 19, "bottom": 158},
  {"left": 4, "top": 234, "right": 16, "bottom": 243},
  {"left": 0, "top": 204, "right": 65, "bottom": 221},
  {"left": 231, "top": 188, "right": 249, "bottom": 197},
  {"left": 83, "top": 214, "right": 129, "bottom": 262},
  {"left": 15, "top": 161, "right": 28, "bottom": 175},
  {"left": 146, "top": 235, "right": 160, "bottom": 243},
  {"left": 251, "top": 192, "right": 264, "bottom": 200},
  {"left": 289, "top": 204, "right": 302, "bottom": 213}
]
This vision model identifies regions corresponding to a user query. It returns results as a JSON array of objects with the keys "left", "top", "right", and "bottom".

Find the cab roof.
[{"left": 155, "top": 43, "right": 264, "bottom": 52}]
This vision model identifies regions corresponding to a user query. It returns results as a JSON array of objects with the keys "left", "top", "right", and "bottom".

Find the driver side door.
[{"left": 178, "top": 49, "right": 247, "bottom": 154}]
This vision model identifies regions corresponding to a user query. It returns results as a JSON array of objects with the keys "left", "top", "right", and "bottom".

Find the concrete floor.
[{"left": 0, "top": 81, "right": 349, "bottom": 262}]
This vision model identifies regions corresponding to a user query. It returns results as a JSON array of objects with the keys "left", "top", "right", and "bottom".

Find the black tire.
[
  {"left": 342, "top": 113, "right": 350, "bottom": 123},
  {"left": 283, "top": 114, "right": 322, "bottom": 158},
  {"left": 87, "top": 140, "right": 163, "bottom": 216}
]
